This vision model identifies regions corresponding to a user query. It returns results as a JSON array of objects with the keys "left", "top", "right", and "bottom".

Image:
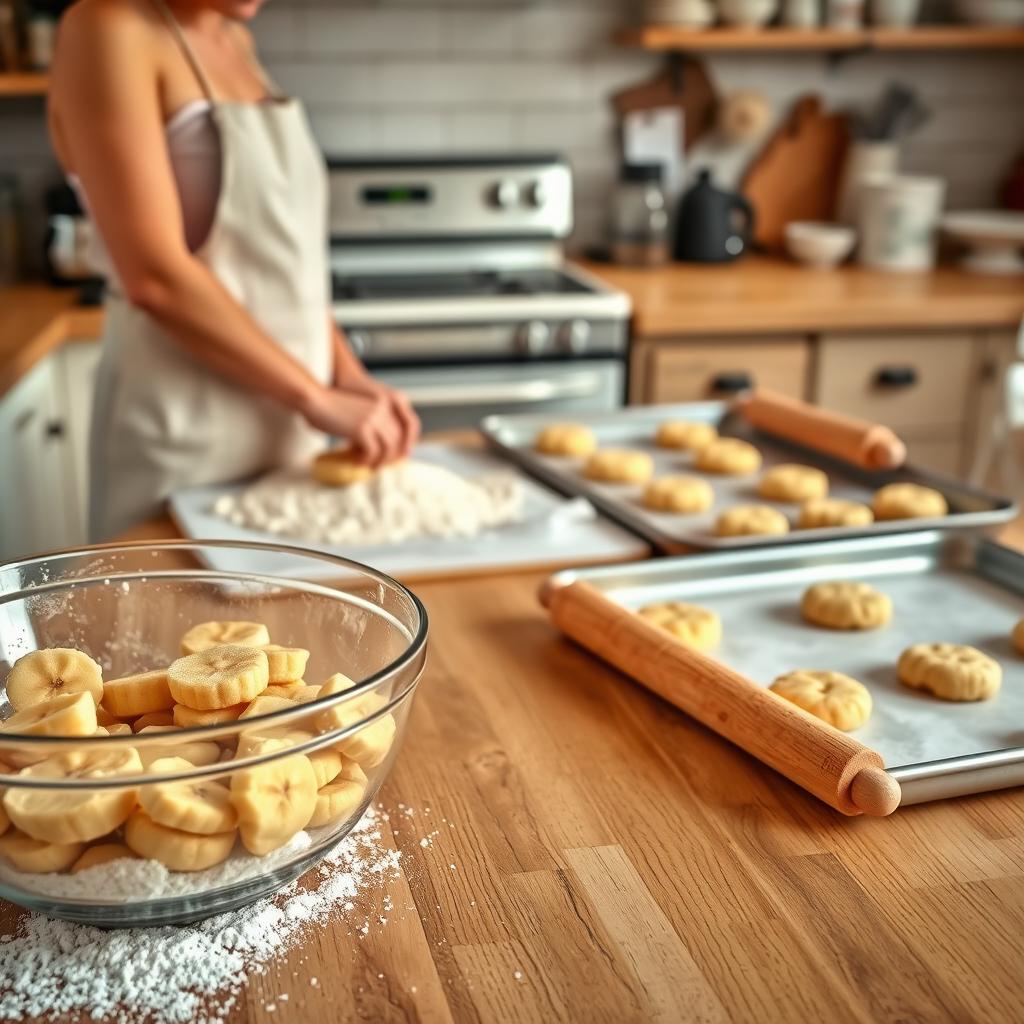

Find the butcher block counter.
[{"left": 2, "top": 514, "right": 1014, "bottom": 1023}]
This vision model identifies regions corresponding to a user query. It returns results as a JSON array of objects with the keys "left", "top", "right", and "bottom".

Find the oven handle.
[{"left": 398, "top": 371, "right": 607, "bottom": 407}]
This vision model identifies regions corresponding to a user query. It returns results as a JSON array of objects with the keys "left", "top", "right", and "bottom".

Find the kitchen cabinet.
[{"left": 56, "top": 341, "right": 103, "bottom": 543}]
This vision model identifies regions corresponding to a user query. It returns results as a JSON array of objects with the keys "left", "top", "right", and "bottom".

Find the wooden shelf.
[
  {"left": 0, "top": 72, "right": 48, "bottom": 97},
  {"left": 615, "top": 24, "right": 1024, "bottom": 53}
]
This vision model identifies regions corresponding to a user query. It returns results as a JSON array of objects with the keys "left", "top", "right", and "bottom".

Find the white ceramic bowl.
[
  {"left": 784, "top": 221, "right": 858, "bottom": 268},
  {"left": 952, "top": 0, "right": 1024, "bottom": 25},
  {"left": 941, "top": 210, "right": 1024, "bottom": 274},
  {"left": 717, "top": 0, "right": 779, "bottom": 27}
]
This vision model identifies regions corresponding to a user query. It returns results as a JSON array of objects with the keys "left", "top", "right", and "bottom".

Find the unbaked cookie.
[
  {"left": 642, "top": 476, "right": 714, "bottom": 514},
  {"left": 897, "top": 643, "right": 1001, "bottom": 702},
  {"left": 312, "top": 448, "right": 375, "bottom": 486},
  {"left": 583, "top": 448, "right": 654, "bottom": 484},
  {"left": 655, "top": 420, "right": 718, "bottom": 452},
  {"left": 757, "top": 463, "right": 829, "bottom": 503},
  {"left": 1013, "top": 618, "right": 1024, "bottom": 656},
  {"left": 715, "top": 505, "right": 789, "bottom": 537},
  {"left": 801, "top": 581, "right": 892, "bottom": 631},
  {"left": 534, "top": 423, "right": 597, "bottom": 458},
  {"left": 637, "top": 602, "right": 721, "bottom": 650},
  {"left": 770, "top": 670, "right": 872, "bottom": 731},
  {"left": 694, "top": 437, "right": 762, "bottom": 475},
  {"left": 798, "top": 497, "right": 874, "bottom": 530},
  {"left": 873, "top": 482, "right": 948, "bottom": 521}
]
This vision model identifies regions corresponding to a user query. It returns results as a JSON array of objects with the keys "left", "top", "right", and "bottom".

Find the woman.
[{"left": 49, "top": 0, "right": 420, "bottom": 540}]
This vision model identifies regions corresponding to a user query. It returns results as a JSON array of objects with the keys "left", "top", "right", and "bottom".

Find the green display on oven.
[{"left": 363, "top": 186, "right": 432, "bottom": 205}]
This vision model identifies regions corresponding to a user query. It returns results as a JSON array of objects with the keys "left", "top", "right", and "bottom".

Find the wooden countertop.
[
  {"left": 16, "top": 513, "right": 1014, "bottom": 1023},
  {"left": 580, "top": 255, "right": 1024, "bottom": 338}
]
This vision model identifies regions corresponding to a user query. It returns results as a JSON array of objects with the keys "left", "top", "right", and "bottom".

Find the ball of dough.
[
  {"left": 637, "top": 602, "right": 721, "bottom": 650},
  {"left": 798, "top": 498, "right": 874, "bottom": 530},
  {"left": 583, "top": 448, "right": 654, "bottom": 484},
  {"left": 757, "top": 463, "right": 829, "bottom": 503},
  {"left": 770, "top": 670, "right": 872, "bottom": 731},
  {"left": 715, "top": 505, "right": 789, "bottom": 537},
  {"left": 655, "top": 420, "right": 718, "bottom": 452},
  {"left": 694, "top": 437, "right": 762, "bottom": 475},
  {"left": 1013, "top": 618, "right": 1024, "bottom": 656},
  {"left": 873, "top": 483, "right": 949, "bottom": 521},
  {"left": 535, "top": 423, "right": 597, "bottom": 458},
  {"left": 642, "top": 476, "right": 714, "bottom": 514},
  {"left": 312, "top": 449, "right": 375, "bottom": 486},
  {"left": 801, "top": 580, "right": 892, "bottom": 631},
  {"left": 897, "top": 643, "right": 1001, "bottom": 702}
]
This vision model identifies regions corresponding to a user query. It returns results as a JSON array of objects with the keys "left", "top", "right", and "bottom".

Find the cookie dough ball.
[
  {"left": 873, "top": 483, "right": 948, "bottom": 521},
  {"left": 1013, "top": 618, "right": 1024, "bottom": 656},
  {"left": 534, "top": 423, "right": 597, "bottom": 458},
  {"left": 583, "top": 448, "right": 654, "bottom": 485},
  {"left": 715, "top": 504, "right": 789, "bottom": 538},
  {"left": 638, "top": 602, "right": 721, "bottom": 650},
  {"left": 897, "top": 643, "right": 1001, "bottom": 702},
  {"left": 695, "top": 438, "right": 762, "bottom": 476},
  {"left": 312, "top": 448, "right": 375, "bottom": 486},
  {"left": 758, "top": 463, "right": 829, "bottom": 503},
  {"left": 642, "top": 476, "right": 714, "bottom": 514},
  {"left": 799, "top": 498, "right": 874, "bottom": 530},
  {"left": 801, "top": 581, "right": 892, "bottom": 631},
  {"left": 655, "top": 420, "right": 718, "bottom": 452},
  {"left": 770, "top": 670, "right": 872, "bottom": 731}
]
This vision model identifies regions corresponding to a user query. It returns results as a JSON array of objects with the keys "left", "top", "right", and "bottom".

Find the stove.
[{"left": 328, "top": 156, "right": 630, "bottom": 428}]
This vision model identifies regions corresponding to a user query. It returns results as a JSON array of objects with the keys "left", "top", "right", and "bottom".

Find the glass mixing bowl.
[{"left": 0, "top": 541, "right": 427, "bottom": 926}]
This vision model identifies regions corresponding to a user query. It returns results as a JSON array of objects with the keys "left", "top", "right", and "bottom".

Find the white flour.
[
  {"left": 0, "top": 808, "right": 402, "bottom": 1024},
  {"left": 212, "top": 461, "right": 524, "bottom": 546}
]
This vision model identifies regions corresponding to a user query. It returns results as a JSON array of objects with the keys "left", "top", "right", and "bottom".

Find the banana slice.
[
  {"left": 5, "top": 648, "right": 103, "bottom": 710},
  {"left": 261, "top": 645, "right": 309, "bottom": 684},
  {"left": 231, "top": 751, "right": 317, "bottom": 855},
  {"left": 290, "top": 685, "right": 322, "bottom": 704},
  {"left": 105, "top": 723, "right": 134, "bottom": 737},
  {"left": 265, "top": 681, "right": 305, "bottom": 700},
  {"left": 139, "top": 757, "right": 238, "bottom": 835},
  {"left": 0, "top": 830, "right": 84, "bottom": 873},
  {"left": 70, "top": 842, "right": 137, "bottom": 874},
  {"left": 308, "top": 761, "right": 367, "bottom": 828},
  {"left": 314, "top": 673, "right": 359, "bottom": 732},
  {"left": 172, "top": 703, "right": 247, "bottom": 728},
  {"left": 3, "top": 747, "right": 143, "bottom": 844},
  {"left": 314, "top": 675, "right": 396, "bottom": 767},
  {"left": 95, "top": 704, "right": 120, "bottom": 727},
  {"left": 168, "top": 646, "right": 269, "bottom": 711},
  {"left": 1, "top": 691, "right": 98, "bottom": 738},
  {"left": 308, "top": 748, "right": 343, "bottom": 788},
  {"left": 0, "top": 800, "right": 8, "bottom": 837},
  {"left": 137, "top": 725, "right": 180, "bottom": 734},
  {"left": 235, "top": 730, "right": 313, "bottom": 760},
  {"left": 180, "top": 621, "right": 270, "bottom": 656},
  {"left": 103, "top": 669, "right": 174, "bottom": 718},
  {"left": 138, "top": 739, "right": 221, "bottom": 769},
  {"left": 133, "top": 711, "right": 175, "bottom": 732},
  {"left": 239, "top": 694, "right": 299, "bottom": 720},
  {"left": 124, "top": 809, "right": 236, "bottom": 872}
]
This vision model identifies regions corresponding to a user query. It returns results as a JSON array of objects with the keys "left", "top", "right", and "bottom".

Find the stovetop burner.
[{"left": 331, "top": 268, "right": 594, "bottom": 302}]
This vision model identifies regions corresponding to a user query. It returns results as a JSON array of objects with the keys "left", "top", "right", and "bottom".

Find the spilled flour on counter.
[
  {"left": 0, "top": 808, "right": 401, "bottom": 1024},
  {"left": 212, "top": 461, "right": 523, "bottom": 546}
]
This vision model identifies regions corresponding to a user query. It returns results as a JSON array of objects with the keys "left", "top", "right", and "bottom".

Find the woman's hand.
[{"left": 338, "top": 375, "right": 421, "bottom": 457}]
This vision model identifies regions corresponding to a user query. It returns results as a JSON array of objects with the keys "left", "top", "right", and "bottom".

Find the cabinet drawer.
[
  {"left": 646, "top": 338, "right": 810, "bottom": 404},
  {"left": 815, "top": 333, "right": 974, "bottom": 432},
  {"left": 905, "top": 435, "right": 963, "bottom": 478}
]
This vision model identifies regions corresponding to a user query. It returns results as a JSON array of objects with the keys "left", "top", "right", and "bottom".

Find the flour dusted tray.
[
  {"left": 482, "top": 402, "right": 1017, "bottom": 552},
  {"left": 543, "top": 530, "right": 1024, "bottom": 811}
]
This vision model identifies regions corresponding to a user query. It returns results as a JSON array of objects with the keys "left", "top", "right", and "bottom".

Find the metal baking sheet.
[
  {"left": 481, "top": 403, "right": 1017, "bottom": 552},
  {"left": 548, "top": 530, "right": 1024, "bottom": 805}
]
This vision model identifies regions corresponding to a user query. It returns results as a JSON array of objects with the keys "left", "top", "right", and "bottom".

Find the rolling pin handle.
[
  {"left": 849, "top": 766, "right": 901, "bottom": 817},
  {"left": 865, "top": 436, "right": 908, "bottom": 470}
]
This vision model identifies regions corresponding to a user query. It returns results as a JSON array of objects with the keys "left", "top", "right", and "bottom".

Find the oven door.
[{"left": 372, "top": 360, "right": 625, "bottom": 433}]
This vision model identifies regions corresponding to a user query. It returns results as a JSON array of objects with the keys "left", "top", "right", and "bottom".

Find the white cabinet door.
[{"left": 57, "top": 341, "right": 103, "bottom": 543}]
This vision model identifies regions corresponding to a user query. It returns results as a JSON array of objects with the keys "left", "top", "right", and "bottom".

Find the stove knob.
[
  {"left": 558, "top": 319, "right": 591, "bottom": 354},
  {"left": 347, "top": 330, "right": 370, "bottom": 358},
  {"left": 516, "top": 320, "right": 550, "bottom": 356},
  {"left": 491, "top": 179, "right": 521, "bottom": 210},
  {"left": 525, "top": 180, "right": 548, "bottom": 208}
]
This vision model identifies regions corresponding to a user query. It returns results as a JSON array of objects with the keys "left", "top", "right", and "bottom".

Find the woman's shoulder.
[{"left": 59, "top": 0, "right": 163, "bottom": 47}]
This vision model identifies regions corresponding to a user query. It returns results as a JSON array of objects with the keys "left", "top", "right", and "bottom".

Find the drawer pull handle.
[
  {"left": 874, "top": 366, "right": 918, "bottom": 389},
  {"left": 709, "top": 371, "right": 754, "bottom": 395},
  {"left": 45, "top": 420, "right": 66, "bottom": 439}
]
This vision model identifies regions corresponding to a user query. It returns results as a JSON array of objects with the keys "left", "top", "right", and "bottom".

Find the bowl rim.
[{"left": 0, "top": 538, "right": 429, "bottom": 771}]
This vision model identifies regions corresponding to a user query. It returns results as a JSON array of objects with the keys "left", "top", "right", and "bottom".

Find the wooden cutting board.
[{"left": 741, "top": 95, "right": 850, "bottom": 252}]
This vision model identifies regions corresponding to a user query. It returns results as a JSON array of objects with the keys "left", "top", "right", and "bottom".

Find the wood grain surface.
[{"left": 2, "top": 515, "right": 1020, "bottom": 1022}]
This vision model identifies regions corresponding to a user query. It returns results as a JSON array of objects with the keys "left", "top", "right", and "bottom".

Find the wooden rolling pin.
[
  {"left": 543, "top": 579, "right": 901, "bottom": 817},
  {"left": 737, "top": 389, "right": 907, "bottom": 470}
]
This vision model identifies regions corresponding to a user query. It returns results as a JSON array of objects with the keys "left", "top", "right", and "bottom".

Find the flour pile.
[
  {"left": 0, "top": 809, "right": 400, "bottom": 1024},
  {"left": 212, "top": 461, "right": 524, "bottom": 545}
]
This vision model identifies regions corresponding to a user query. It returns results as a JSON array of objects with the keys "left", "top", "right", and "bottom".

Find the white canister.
[
  {"left": 782, "top": 0, "right": 820, "bottom": 26},
  {"left": 836, "top": 141, "right": 900, "bottom": 226},
  {"left": 858, "top": 175, "right": 946, "bottom": 272}
]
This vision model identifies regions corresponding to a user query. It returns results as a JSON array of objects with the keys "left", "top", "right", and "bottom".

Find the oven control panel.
[{"left": 327, "top": 156, "right": 573, "bottom": 241}]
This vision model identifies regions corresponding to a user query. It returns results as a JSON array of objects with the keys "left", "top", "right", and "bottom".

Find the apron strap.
[{"left": 150, "top": 0, "right": 218, "bottom": 104}]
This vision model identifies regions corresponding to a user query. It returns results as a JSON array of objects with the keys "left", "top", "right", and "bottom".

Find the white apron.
[{"left": 88, "top": 0, "right": 331, "bottom": 540}]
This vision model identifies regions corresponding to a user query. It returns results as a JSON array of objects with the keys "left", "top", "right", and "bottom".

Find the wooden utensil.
[
  {"left": 741, "top": 95, "right": 851, "bottom": 252},
  {"left": 737, "top": 388, "right": 908, "bottom": 469},
  {"left": 543, "top": 579, "right": 902, "bottom": 817}
]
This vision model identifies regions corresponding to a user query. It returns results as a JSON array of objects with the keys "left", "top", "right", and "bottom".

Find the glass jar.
[{"left": 610, "top": 163, "right": 670, "bottom": 268}]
